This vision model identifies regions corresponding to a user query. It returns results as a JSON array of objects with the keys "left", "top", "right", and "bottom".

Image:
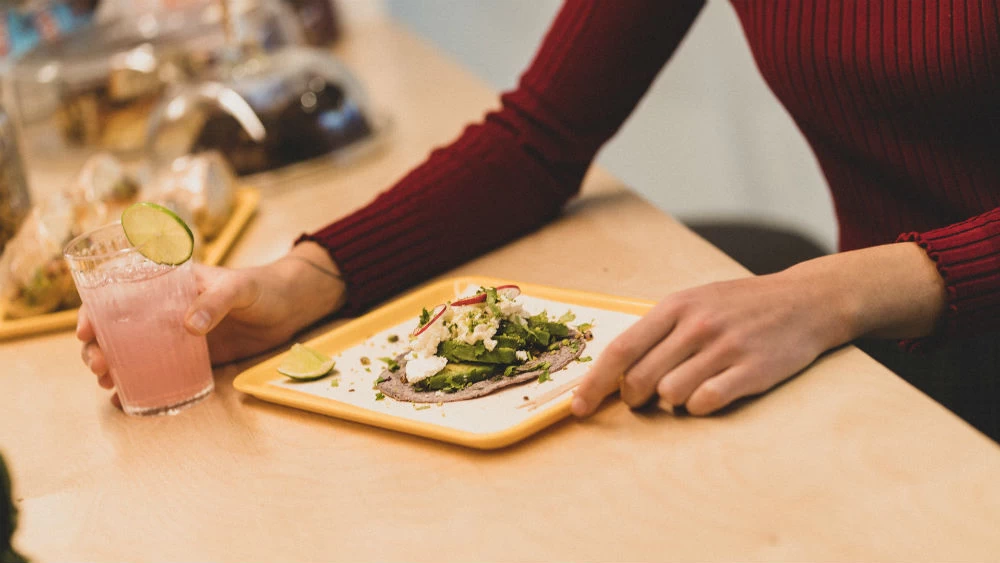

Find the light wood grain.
[{"left": 2, "top": 14, "right": 1000, "bottom": 563}]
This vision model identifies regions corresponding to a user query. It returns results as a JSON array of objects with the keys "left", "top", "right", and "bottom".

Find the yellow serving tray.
[
  {"left": 233, "top": 277, "right": 653, "bottom": 450},
  {"left": 0, "top": 186, "right": 260, "bottom": 341}
]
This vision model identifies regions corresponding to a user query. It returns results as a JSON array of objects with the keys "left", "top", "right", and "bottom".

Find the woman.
[{"left": 79, "top": 1, "right": 1000, "bottom": 439}]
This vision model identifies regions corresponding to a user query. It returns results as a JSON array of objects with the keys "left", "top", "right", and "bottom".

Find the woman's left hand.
[{"left": 570, "top": 242, "right": 948, "bottom": 417}]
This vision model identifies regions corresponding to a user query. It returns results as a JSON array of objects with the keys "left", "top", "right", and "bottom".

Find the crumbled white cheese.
[
  {"left": 404, "top": 355, "right": 448, "bottom": 384},
  {"left": 406, "top": 290, "right": 533, "bottom": 379},
  {"left": 410, "top": 315, "right": 448, "bottom": 358},
  {"left": 447, "top": 307, "right": 500, "bottom": 349},
  {"left": 497, "top": 297, "right": 525, "bottom": 319},
  {"left": 515, "top": 350, "right": 529, "bottom": 361}
]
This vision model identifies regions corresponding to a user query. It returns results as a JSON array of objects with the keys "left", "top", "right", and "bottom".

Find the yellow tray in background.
[
  {"left": 0, "top": 186, "right": 261, "bottom": 341},
  {"left": 233, "top": 277, "right": 653, "bottom": 450}
]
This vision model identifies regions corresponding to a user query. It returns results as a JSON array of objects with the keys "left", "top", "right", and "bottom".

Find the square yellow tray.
[
  {"left": 0, "top": 186, "right": 260, "bottom": 341},
  {"left": 233, "top": 277, "right": 653, "bottom": 450}
]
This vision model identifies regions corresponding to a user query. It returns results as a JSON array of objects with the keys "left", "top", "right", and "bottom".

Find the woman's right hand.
[{"left": 77, "top": 242, "right": 347, "bottom": 407}]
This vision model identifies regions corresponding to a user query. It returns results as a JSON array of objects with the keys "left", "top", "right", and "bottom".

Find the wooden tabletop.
[{"left": 4, "top": 15, "right": 1000, "bottom": 563}]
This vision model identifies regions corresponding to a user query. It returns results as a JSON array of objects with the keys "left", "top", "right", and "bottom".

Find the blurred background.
[
  {"left": 0, "top": 0, "right": 838, "bottom": 326},
  {"left": 384, "top": 0, "right": 837, "bottom": 256}
]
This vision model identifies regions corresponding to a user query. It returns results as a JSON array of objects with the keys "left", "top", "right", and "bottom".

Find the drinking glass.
[{"left": 64, "top": 222, "right": 213, "bottom": 415}]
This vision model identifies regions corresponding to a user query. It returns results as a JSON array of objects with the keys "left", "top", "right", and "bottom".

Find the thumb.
[{"left": 184, "top": 271, "right": 259, "bottom": 335}]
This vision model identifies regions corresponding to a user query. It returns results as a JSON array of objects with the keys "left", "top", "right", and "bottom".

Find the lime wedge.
[
  {"left": 120, "top": 202, "right": 195, "bottom": 265},
  {"left": 278, "top": 343, "right": 336, "bottom": 381}
]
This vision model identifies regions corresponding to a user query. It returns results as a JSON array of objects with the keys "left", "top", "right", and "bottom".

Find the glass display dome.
[
  {"left": 8, "top": 0, "right": 302, "bottom": 159},
  {"left": 146, "top": 45, "right": 382, "bottom": 178}
]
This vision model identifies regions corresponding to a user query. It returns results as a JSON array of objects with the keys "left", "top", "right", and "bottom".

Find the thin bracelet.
[{"left": 286, "top": 254, "right": 345, "bottom": 283}]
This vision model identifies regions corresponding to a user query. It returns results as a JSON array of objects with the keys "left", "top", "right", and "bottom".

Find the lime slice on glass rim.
[
  {"left": 121, "top": 202, "right": 195, "bottom": 265},
  {"left": 278, "top": 343, "right": 336, "bottom": 381}
]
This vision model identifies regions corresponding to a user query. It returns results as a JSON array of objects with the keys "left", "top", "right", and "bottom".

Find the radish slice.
[
  {"left": 451, "top": 285, "right": 521, "bottom": 307},
  {"left": 412, "top": 303, "right": 447, "bottom": 337},
  {"left": 451, "top": 294, "right": 486, "bottom": 307}
]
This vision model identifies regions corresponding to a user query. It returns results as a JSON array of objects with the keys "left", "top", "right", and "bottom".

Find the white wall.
[{"left": 385, "top": 0, "right": 838, "bottom": 251}]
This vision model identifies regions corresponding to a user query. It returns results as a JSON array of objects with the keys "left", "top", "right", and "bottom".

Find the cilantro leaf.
[
  {"left": 379, "top": 357, "right": 400, "bottom": 372},
  {"left": 578, "top": 356, "right": 592, "bottom": 363},
  {"left": 485, "top": 286, "right": 502, "bottom": 317},
  {"left": 375, "top": 392, "right": 386, "bottom": 401},
  {"left": 538, "top": 368, "right": 552, "bottom": 383}
]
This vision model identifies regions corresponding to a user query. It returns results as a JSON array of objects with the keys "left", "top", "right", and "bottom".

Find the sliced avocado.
[
  {"left": 494, "top": 334, "right": 525, "bottom": 350},
  {"left": 438, "top": 340, "right": 518, "bottom": 364},
  {"left": 414, "top": 362, "right": 496, "bottom": 392},
  {"left": 498, "top": 320, "right": 530, "bottom": 340},
  {"left": 536, "top": 321, "right": 570, "bottom": 339}
]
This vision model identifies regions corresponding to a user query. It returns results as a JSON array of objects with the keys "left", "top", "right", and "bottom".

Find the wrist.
[
  {"left": 781, "top": 243, "right": 947, "bottom": 343},
  {"left": 774, "top": 258, "right": 860, "bottom": 351},
  {"left": 275, "top": 242, "right": 347, "bottom": 323}
]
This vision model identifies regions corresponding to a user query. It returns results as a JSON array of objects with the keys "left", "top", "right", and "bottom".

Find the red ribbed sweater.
[{"left": 303, "top": 0, "right": 1000, "bottom": 343}]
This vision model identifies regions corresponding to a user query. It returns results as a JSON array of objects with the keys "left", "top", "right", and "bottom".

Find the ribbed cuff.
[{"left": 897, "top": 207, "right": 1000, "bottom": 351}]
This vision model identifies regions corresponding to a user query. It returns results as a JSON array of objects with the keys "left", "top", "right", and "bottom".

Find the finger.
[
  {"left": 81, "top": 341, "right": 107, "bottom": 375},
  {"left": 685, "top": 365, "right": 770, "bottom": 416},
  {"left": 654, "top": 349, "right": 733, "bottom": 410},
  {"left": 98, "top": 373, "right": 114, "bottom": 390},
  {"left": 185, "top": 271, "right": 259, "bottom": 335},
  {"left": 619, "top": 320, "right": 712, "bottom": 408},
  {"left": 76, "top": 304, "right": 94, "bottom": 342},
  {"left": 87, "top": 344, "right": 109, "bottom": 378},
  {"left": 572, "top": 303, "right": 680, "bottom": 417}
]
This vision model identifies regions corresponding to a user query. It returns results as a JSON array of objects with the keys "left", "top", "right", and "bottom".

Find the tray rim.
[
  {"left": 0, "top": 185, "right": 260, "bottom": 341},
  {"left": 233, "top": 276, "right": 654, "bottom": 450}
]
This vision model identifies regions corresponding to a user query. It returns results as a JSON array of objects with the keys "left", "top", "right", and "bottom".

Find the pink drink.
[{"left": 65, "top": 223, "right": 213, "bottom": 415}]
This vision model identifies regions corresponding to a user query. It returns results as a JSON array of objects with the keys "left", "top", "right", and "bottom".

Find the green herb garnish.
[
  {"left": 558, "top": 311, "right": 576, "bottom": 324},
  {"left": 578, "top": 356, "right": 592, "bottom": 363},
  {"left": 538, "top": 368, "right": 552, "bottom": 383},
  {"left": 485, "top": 286, "right": 502, "bottom": 317},
  {"left": 379, "top": 357, "right": 400, "bottom": 372},
  {"left": 419, "top": 307, "right": 432, "bottom": 326},
  {"left": 388, "top": 334, "right": 399, "bottom": 343},
  {"left": 375, "top": 392, "right": 386, "bottom": 401}
]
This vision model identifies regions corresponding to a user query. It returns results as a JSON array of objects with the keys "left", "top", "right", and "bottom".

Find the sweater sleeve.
[
  {"left": 898, "top": 207, "right": 1000, "bottom": 348},
  {"left": 298, "top": 0, "right": 705, "bottom": 314}
]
